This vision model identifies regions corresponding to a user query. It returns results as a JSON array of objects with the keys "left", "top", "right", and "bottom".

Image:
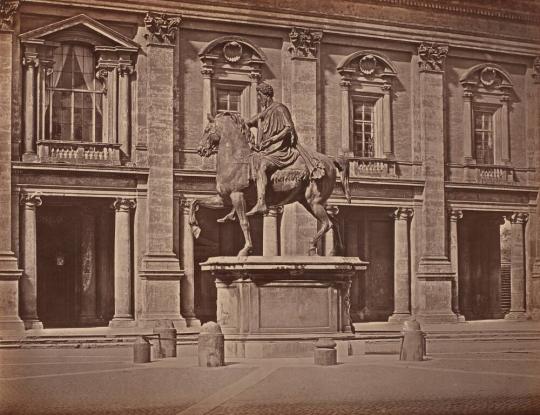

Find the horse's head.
[{"left": 198, "top": 113, "right": 221, "bottom": 157}]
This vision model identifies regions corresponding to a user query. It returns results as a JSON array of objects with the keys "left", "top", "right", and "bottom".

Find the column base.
[
  {"left": 388, "top": 313, "right": 411, "bottom": 323},
  {"left": 456, "top": 314, "right": 466, "bottom": 322},
  {"left": 504, "top": 311, "right": 530, "bottom": 321},
  {"left": 185, "top": 317, "right": 201, "bottom": 328},
  {"left": 23, "top": 319, "right": 43, "bottom": 330},
  {"left": 109, "top": 318, "right": 136, "bottom": 328}
]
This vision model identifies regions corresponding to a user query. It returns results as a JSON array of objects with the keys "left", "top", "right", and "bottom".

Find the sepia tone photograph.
[{"left": 0, "top": 0, "right": 539, "bottom": 413}]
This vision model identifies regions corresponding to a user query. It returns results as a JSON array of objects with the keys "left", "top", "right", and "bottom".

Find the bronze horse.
[{"left": 190, "top": 112, "right": 350, "bottom": 256}]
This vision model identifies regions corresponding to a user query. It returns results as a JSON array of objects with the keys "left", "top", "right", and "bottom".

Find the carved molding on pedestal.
[
  {"left": 288, "top": 27, "right": 323, "bottom": 59},
  {"left": 144, "top": 12, "right": 181, "bottom": 45},
  {"left": 418, "top": 42, "right": 448, "bottom": 72},
  {"left": 0, "top": 0, "right": 19, "bottom": 31}
]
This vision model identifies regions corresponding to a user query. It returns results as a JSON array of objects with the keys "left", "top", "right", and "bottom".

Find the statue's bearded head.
[{"left": 256, "top": 82, "right": 273, "bottom": 109}]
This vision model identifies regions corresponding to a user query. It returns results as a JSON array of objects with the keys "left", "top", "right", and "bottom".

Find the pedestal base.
[
  {"left": 504, "top": 311, "right": 530, "bottom": 321},
  {"left": 388, "top": 313, "right": 411, "bottom": 323},
  {"left": 109, "top": 318, "right": 136, "bottom": 328},
  {"left": 201, "top": 256, "right": 367, "bottom": 357}
]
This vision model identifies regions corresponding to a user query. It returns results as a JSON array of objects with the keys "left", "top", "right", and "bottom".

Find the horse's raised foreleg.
[
  {"left": 188, "top": 195, "right": 229, "bottom": 238},
  {"left": 216, "top": 208, "right": 236, "bottom": 223},
  {"left": 230, "top": 191, "right": 253, "bottom": 256}
]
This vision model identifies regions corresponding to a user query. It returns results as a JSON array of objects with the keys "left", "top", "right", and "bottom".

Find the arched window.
[{"left": 47, "top": 44, "right": 104, "bottom": 142}]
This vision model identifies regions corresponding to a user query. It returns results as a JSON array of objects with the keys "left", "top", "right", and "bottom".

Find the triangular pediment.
[{"left": 20, "top": 14, "right": 139, "bottom": 51}]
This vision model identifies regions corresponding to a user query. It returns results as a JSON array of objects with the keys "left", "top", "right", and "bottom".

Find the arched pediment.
[
  {"left": 199, "top": 36, "right": 266, "bottom": 63},
  {"left": 337, "top": 50, "right": 397, "bottom": 77},
  {"left": 19, "top": 14, "right": 139, "bottom": 52},
  {"left": 460, "top": 63, "right": 513, "bottom": 90}
]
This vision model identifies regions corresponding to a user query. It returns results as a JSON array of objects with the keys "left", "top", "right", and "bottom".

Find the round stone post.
[
  {"left": 109, "top": 198, "right": 136, "bottom": 327},
  {"left": 22, "top": 52, "right": 38, "bottom": 161},
  {"left": 198, "top": 322, "right": 225, "bottom": 367},
  {"left": 389, "top": 208, "right": 413, "bottom": 322},
  {"left": 117, "top": 61, "right": 133, "bottom": 158},
  {"left": 20, "top": 193, "right": 43, "bottom": 329},
  {"left": 505, "top": 213, "right": 529, "bottom": 320},
  {"left": 263, "top": 206, "right": 282, "bottom": 256}
]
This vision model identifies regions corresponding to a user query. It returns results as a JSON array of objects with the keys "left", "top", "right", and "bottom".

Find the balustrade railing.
[
  {"left": 348, "top": 157, "right": 397, "bottom": 178},
  {"left": 476, "top": 164, "right": 515, "bottom": 184},
  {"left": 37, "top": 140, "right": 122, "bottom": 166}
]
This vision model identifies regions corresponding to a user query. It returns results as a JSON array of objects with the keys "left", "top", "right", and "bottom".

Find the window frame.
[
  {"left": 213, "top": 81, "right": 250, "bottom": 118},
  {"left": 350, "top": 95, "right": 381, "bottom": 158}
]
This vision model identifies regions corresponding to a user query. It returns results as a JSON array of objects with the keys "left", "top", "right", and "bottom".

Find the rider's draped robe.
[{"left": 248, "top": 101, "right": 324, "bottom": 182}]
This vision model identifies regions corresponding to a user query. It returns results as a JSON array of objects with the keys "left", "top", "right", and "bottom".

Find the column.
[
  {"left": 389, "top": 207, "right": 413, "bottom": 322},
  {"left": 263, "top": 207, "right": 282, "bottom": 256},
  {"left": 117, "top": 59, "right": 133, "bottom": 159},
  {"left": 180, "top": 199, "right": 200, "bottom": 327},
  {"left": 0, "top": 8, "right": 24, "bottom": 332},
  {"left": 324, "top": 205, "right": 339, "bottom": 256},
  {"left": 449, "top": 209, "right": 465, "bottom": 321},
  {"left": 500, "top": 94, "right": 510, "bottom": 164},
  {"left": 139, "top": 12, "right": 185, "bottom": 329},
  {"left": 79, "top": 208, "right": 98, "bottom": 325},
  {"left": 462, "top": 86, "right": 474, "bottom": 162},
  {"left": 201, "top": 64, "right": 213, "bottom": 125},
  {"left": 22, "top": 49, "right": 38, "bottom": 161},
  {"left": 505, "top": 212, "right": 529, "bottom": 320},
  {"left": 382, "top": 82, "right": 393, "bottom": 157},
  {"left": 531, "top": 57, "right": 540, "bottom": 319},
  {"left": 20, "top": 193, "right": 42, "bottom": 329},
  {"left": 109, "top": 198, "right": 136, "bottom": 327},
  {"left": 415, "top": 42, "right": 457, "bottom": 322},
  {"left": 339, "top": 77, "right": 351, "bottom": 155},
  {"left": 281, "top": 27, "right": 322, "bottom": 255}
]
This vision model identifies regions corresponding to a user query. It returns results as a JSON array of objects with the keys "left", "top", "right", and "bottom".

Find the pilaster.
[
  {"left": 139, "top": 12, "right": 185, "bottom": 329},
  {"left": 415, "top": 42, "right": 456, "bottom": 323},
  {"left": 0, "top": 0, "right": 24, "bottom": 332},
  {"left": 281, "top": 27, "right": 322, "bottom": 255},
  {"left": 531, "top": 57, "right": 540, "bottom": 319},
  {"left": 180, "top": 199, "right": 200, "bottom": 328}
]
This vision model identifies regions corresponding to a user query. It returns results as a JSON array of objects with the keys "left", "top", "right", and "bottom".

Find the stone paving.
[{"left": 1, "top": 345, "right": 540, "bottom": 414}]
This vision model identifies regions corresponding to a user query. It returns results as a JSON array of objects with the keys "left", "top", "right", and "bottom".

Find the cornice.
[{"left": 20, "top": 0, "right": 540, "bottom": 56}]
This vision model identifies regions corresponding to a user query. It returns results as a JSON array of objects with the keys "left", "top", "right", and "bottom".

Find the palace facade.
[{"left": 1, "top": 0, "right": 539, "bottom": 331}]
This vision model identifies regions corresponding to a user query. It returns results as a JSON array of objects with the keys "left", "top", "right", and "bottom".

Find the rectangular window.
[
  {"left": 352, "top": 99, "right": 375, "bottom": 158},
  {"left": 46, "top": 44, "right": 103, "bottom": 142},
  {"left": 474, "top": 110, "right": 494, "bottom": 164},
  {"left": 216, "top": 88, "right": 241, "bottom": 113}
]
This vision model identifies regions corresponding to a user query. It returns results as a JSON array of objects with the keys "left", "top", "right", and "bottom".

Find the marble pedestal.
[{"left": 200, "top": 256, "right": 367, "bottom": 358}]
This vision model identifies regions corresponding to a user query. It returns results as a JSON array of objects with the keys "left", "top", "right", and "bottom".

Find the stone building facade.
[{"left": 0, "top": 0, "right": 539, "bottom": 331}]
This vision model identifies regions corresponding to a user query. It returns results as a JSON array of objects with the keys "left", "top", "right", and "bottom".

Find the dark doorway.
[{"left": 37, "top": 206, "right": 81, "bottom": 328}]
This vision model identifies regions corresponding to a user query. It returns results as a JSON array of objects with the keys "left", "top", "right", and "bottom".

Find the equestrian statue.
[{"left": 190, "top": 82, "right": 351, "bottom": 256}]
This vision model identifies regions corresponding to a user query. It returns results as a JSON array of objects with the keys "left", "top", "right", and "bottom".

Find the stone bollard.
[
  {"left": 198, "top": 322, "right": 225, "bottom": 367},
  {"left": 399, "top": 319, "right": 425, "bottom": 361},
  {"left": 133, "top": 336, "right": 151, "bottom": 363},
  {"left": 153, "top": 328, "right": 177, "bottom": 358},
  {"left": 314, "top": 338, "right": 337, "bottom": 366}
]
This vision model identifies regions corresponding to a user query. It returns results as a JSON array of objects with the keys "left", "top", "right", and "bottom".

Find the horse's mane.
[{"left": 215, "top": 112, "right": 254, "bottom": 146}]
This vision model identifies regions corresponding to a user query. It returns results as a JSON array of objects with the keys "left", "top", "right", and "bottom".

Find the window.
[
  {"left": 474, "top": 110, "right": 494, "bottom": 164},
  {"left": 216, "top": 87, "right": 241, "bottom": 114},
  {"left": 352, "top": 99, "right": 375, "bottom": 157},
  {"left": 46, "top": 44, "right": 104, "bottom": 142}
]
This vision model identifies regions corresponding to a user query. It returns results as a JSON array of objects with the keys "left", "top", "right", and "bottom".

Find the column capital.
[
  {"left": 264, "top": 206, "right": 283, "bottom": 218},
  {"left": 0, "top": 0, "right": 19, "bottom": 31},
  {"left": 201, "top": 66, "right": 214, "bottom": 78},
  {"left": 20, "top": 193, "right": 42, "bottom": 208},
  {"left": 288, "top": 27, "right": 323, "bottom": 59},
  {"left": 418, "top": 42, "right": 448, "bottom": 73},
  {"left": 180, "top": 198, "right": 196, "bottom": 214},
  {"left": 249, "top": 71, "right": 262, "bottom": 82},
  {"left": 325, "top": 205, "right": 339, "bottom": 218},
  {"left": 508, "top": 212, "right": 529, "bottom": 225},
  {"left": 448, "top": 209, "right": 463, "bottom": 222},
  {"left": 113, "top": 198, "right": 136, "bottom": 212},
  {"left": 144, "top": 12, "right": 181, "bottom": 45},
  {"left": 533, "top": 56, "right": 540, "bottom": 83},
  {"left": 22, "top": 53, "right": 39, "bottom": 68},
  {"left": 392, "top": 207, "right": 413, "bottom": 221},
  {"left": 117, "top": 62, "right": 134, "bottom": 77}
]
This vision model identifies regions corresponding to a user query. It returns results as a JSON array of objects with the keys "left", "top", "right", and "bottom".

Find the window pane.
[
  {"left": 474, "top": 110, "right": 494, "bottom": 164},
  {"left": 352, "top": 100, "right": 375, "bottom": 157},
  {"left": 52, "top": 91, "right": 71, "bottom": 140},
  {"left": 216, "top": 88, "right": 241, "bottom": 113},
  {"left": 95, "top": 93, "right": 103, "bottom": 143}
]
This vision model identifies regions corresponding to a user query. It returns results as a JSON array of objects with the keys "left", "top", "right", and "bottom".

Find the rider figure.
[{"left": 246, "top": 82, "right": 300, "bottom": 216}]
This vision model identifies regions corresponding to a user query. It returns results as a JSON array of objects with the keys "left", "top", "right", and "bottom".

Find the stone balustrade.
[
  {"left": 348, "top": 157, "right": 397, "bottom": 178},
  {"left": 37, "top": 140, "right": 121, "bottom": 166},
  {"left": 477, "top": 164, "right": 515, "bottom": 184}
]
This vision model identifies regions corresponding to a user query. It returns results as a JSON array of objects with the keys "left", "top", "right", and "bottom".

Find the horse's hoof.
[
  {"left": 217, "top": 215, "right": 236, "bottom": 223},
  {"left": 237, "top": 248, "right": 252, "bottom": 257}
]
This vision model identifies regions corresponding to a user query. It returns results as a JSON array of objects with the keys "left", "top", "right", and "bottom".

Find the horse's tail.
[{"left": 333, "top": 156, "right": 351, "bottom": 203}]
